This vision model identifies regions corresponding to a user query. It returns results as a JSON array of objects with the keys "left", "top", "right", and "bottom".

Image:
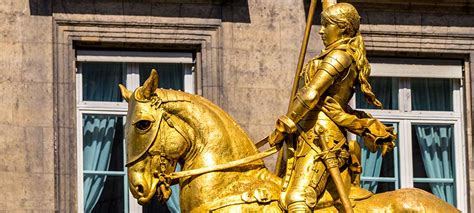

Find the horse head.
[
  {"left": 119, "top": 70, "right": 190, "bottom": 205},
  {"left": 120, "top": 70, "right": 281, "bottom": 211}
]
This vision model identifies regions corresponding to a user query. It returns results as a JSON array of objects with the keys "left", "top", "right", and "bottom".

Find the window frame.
[
  {"left": 76, "top": 51, "right": 195, "bottom": 213},
  {"left": 353, "top": 58, "right": 467, "bottom": 211}
]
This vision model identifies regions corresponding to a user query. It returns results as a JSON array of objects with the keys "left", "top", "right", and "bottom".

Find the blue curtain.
[
  {"left": 356, "top": 77, "right": 398, "bottom": 110},
  {"left": 139, "top": 63, "right": 184, "bottom": 90},
  {"left": 411, "top": 78, "right": 452, "bottom": 111},
  {"left": 82, "top": 62, "right": 125, "bottom": 102},
  {"left": 83, "top": 115, "right": 118, "bottom": 212},
  {"left": 357, "top": 77, "right": 394, "bottom": 192},
  {"left": 82, "top": 62, "right": 123, "bottom": 211},
  {"left": 415, "top": 126, "right": 454, "bottom": 205},
  {"left": 411, "top": 78, "right": 455, "bottom": 204},
  {"left": 360, "top": 141, "right": 383, "bottom": 192}
]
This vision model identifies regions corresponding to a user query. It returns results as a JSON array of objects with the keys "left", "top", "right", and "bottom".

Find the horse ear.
[
  {"left": 142, "top": 69, "right": 159, "bottom": 99},
  {"left": 118, "top": 84, "right": 132, "bottom": 102}
]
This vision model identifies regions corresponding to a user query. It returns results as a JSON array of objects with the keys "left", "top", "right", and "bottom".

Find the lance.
[
  {"left": 274, "top": 0, "right": 319, "bottom": 177},
  {"left": 275, "top": 0, "right": 337, "bottom": 176},
  {"left": 288, "top": 1, "right": 337, "bottom": 104},
  {"left": 275, "top": 0, "right": 354, "bottom": 212}
]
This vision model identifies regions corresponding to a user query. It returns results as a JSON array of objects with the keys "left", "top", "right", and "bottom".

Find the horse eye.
[{"left": 135, "top": 120, "right": 152, "bottom": 131}]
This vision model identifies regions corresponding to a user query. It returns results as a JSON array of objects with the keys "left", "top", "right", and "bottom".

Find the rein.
[{"left": 168, "top": 146, "right": 279, "bottom": 180}]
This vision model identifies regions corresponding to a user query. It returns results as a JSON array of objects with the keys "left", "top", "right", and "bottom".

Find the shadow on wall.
[
  {"left": 303, "top": 0, "right": 474, "bottom": 27},
  {"left": 28, "top": 0, "right": 251, "bottom": 23}
]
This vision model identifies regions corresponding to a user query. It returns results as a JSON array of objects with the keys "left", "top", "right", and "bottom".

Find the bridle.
[{"left": 132, "top": 94, "right": 279, "bottom": 199}]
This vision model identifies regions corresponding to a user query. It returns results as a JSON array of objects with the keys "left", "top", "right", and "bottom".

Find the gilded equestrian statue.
[
  {"left": 119, "top": 1, "right": 461, "bottom": 212},
  {"left": 119, "top": 70, "right": 459, "bottom": 212}
]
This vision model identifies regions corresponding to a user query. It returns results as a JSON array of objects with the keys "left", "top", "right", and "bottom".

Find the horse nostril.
[{"left": 137, "top": 184, "right": 144, "bottom": 194}]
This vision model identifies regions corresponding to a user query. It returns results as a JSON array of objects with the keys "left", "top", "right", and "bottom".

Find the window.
[
  {"left": 354, "top": 57, "right": 467, "bottom": 211},
  {"left": 76, "top": 50, "right": 194, "bottom": 212}
]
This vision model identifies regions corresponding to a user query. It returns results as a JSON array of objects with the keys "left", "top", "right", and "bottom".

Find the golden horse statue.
[{"left": 119, "top": 70, "right": 459, "bottom": 212}]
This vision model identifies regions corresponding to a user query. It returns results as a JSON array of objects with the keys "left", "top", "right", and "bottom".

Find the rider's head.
[{"left": 319, "top": 3, "right": 361, "bottom": 46}]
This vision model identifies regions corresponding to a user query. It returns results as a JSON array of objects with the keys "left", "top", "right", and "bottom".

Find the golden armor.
[
  {"left": 269, "top": 3, "right": 396, "bottom": 212},
  {"left": 120, "top": 2, "right": 460, "bottom": 213}
]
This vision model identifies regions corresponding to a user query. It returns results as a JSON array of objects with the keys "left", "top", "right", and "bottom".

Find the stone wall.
[
  {"left": 221, "top": 1, "right": 319, "bottom": 168},
  {"left": 0, "top": 0, "right": 55, "bottom": 211},
  {"left": 0, "top": 0, "right": 472, "bottom": 212}
]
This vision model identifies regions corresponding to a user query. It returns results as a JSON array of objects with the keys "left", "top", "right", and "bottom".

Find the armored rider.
[{"left": 268, "top": 3, "right": 397, "bottom": 212}]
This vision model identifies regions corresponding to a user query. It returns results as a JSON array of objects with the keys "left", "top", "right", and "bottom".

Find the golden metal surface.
[
  {"left": 120, "top": 2, "right": 461, "bottom": 212},
  {"left": 120, "top": 71, "right": 459, "bottom": 212}
]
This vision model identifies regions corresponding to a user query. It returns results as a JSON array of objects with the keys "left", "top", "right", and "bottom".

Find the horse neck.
[
  {"left": 158, "top": 90, "right": 261, "bottom": 168},
  {"left": 158, "top": 90, "right": 280, "bottom": 211}
]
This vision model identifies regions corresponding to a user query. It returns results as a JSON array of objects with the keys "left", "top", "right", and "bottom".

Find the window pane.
[
  {"left": 356, "top": 77, "right": 399, "bottom": 110},
  {"left": 360, "top": 181, "right": 395, "bottom": 193},
  {"left": 83, "top": 175, "right": 126, "bottom": 213},
  {"left": 412, "top": 125, "right": 454, "bottom": 178},
  {"left": 143, "top": 198, "right": 171, "bottom": 213},
  {"left": 139, "top": 63, "right": 184, "bottom": 90},
  {"left": 411, "top": 78, "right": 453, "bottom": 111},
  {"left": 359, "top": 122, "right": 399, "bottom": 192},
  {"left": 83, "top": 115, "right": 124, "bottom": 171},
  {"left": 360, "top": 123, "right": 398, "bottom": 177},
  {"left": 412, "top": 124, "right": 455, "bottom": 205},
  {"left": 82, "top": 62, "right": 126, "bottom": 102},
  {"left": 414, "top": 182, "right": 455, "bottom": 205}
]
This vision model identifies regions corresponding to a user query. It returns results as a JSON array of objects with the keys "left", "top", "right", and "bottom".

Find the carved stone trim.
[
  {"left": 52, "top": 15, "right": 222, "bottom": 211},
  {"left": 363, "top": 30, "right": 474, "bottom": 53}
]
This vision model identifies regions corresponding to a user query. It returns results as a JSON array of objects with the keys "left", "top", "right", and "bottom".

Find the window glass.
[
  {"left": 76, "top": 51, "right": 200, "bottom": 213},
  {"left": 82, "top": 115, "right": 124, "bottom": 171},
  {"left": 411, "top": 124, "right": 455, "bottom": 205},
  {"left": 143, "top": 199, "right": 172, "bottom": 213},
  {"left": 354, "top": 57, "right": 464, "bottom": 210},
  {"left": 139, "top": 63, "right": 184, "bottom": 90},
  {"left": 411, "top": 78, "right": 453, "bottom": 111},
  {"left": 356, "top": 77, "right": 399, "bottom": 110},
  {"left": 413, "top": 182, "right": 455, "bottom": 204},
  {"left": 82, "top": 62, "right": 126, "bottom": 102},
  {"left": 82, "top": 115, "right": 126, "bottom": 212},
  {"left": 360, "top": 123, "right": 399, "bottom": 193},
  {"left": 86, "top": 175, "right": 125, "bottom": 213}
]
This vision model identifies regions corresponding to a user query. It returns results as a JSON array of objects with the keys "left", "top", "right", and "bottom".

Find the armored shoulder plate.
[{"left": 318, "top": 50, "right": 352, "bottom": 77}]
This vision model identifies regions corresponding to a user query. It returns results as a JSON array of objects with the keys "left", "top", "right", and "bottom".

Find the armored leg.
[{"left": 281, "top": 146, "right": 329, "bottom": 212}]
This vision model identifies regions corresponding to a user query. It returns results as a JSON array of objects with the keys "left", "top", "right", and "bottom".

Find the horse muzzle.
[
  {"left": 128, "top": 157, "right": 175, "bottom": 205},
  {"left": 128, "top": 163, "right": 160, "bottom": 205},
  {"left": 129, "top": 172, "right": 172, "bottom": 205}
]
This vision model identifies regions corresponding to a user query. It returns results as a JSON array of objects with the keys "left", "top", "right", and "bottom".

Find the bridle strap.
[
  {"left": 162, "top": 112, "right": 193, "bottom": 149},
  {"left": 153, "top": 102, "right": 280, "bottom": 181}
]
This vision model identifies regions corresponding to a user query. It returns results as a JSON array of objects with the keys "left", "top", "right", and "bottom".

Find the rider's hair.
[{"left": 322, "top": 3, "right": 383, "bottom": 108}]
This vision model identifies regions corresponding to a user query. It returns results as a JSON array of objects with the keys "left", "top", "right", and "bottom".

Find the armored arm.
[{"left": 270, "top": 50, "right": 352, "bottom": 144}]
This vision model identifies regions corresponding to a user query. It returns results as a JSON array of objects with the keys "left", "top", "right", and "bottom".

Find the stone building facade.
[{"left": 0, "top": 0, "right": 473, "bottom": 212}]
